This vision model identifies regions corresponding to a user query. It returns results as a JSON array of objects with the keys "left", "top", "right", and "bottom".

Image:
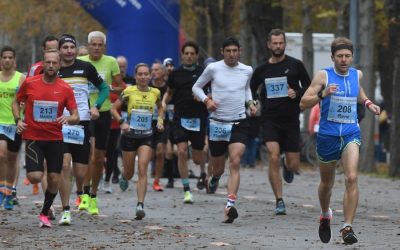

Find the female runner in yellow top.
[{"left": 111, "top": 63, "right": 164, "bottom": 220}]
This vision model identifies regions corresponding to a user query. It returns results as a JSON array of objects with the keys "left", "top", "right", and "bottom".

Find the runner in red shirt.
[{"left": 12, "top": 50, "right": 79, "bottom": 228}]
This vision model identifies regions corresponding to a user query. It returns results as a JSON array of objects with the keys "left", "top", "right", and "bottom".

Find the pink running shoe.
[{"left": 39, "top": 213, "right": 52, "bottom": 228}]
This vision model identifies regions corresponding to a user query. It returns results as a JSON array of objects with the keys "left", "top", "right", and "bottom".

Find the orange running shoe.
[
  {"left": 75, "top": 196, "right": 81, "bottom": 207},
  {"left": 32, "top": 183, "right": 39, "bottom": 195},
  {"left": 152, "top": 179, "right": 164, "bottom": 192}
]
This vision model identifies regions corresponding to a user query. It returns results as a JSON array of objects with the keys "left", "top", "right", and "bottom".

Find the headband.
[{"left": 59, "top": 36, "right": 76, "bottom": 48}]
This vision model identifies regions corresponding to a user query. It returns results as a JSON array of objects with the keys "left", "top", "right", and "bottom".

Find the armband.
[{"left": 364, "top": 99, "right": 373, "bottom": 108}]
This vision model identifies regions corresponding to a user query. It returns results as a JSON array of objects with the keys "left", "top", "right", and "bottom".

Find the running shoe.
[
  {"left": 75, "top": 196, "right": 81, "bottom": 207},
  {"left": 112, "top": 174, "right": 119, "bottom": 184},
  {"left": 166, "top": 178, "right": 174, "bottom": 188},
  {"left": 48, "top": 206, "right": 56, "bottom": 220},
  {"left": 88, "top": 197, "right": 99, "bottom": 215},
  {"left": 135, "top": 205, "right": 146, "bottom": 220},
  {"left": 275, "top": 200, "right": 286, "bottom": 215},
  {"left": 102, "top": 181, "right": 113, "bottom": 194},
  {"left": 78, "top": 194, "right": 90, "bottom": 210},
  {"left": 12, "top": 189, "right": 18, "bottom": 205},
  {"left": 183, "top": 191, "right": 193, "bottom": 204},
  {"left": 319, "top": 208, "right": 332, "bottom": 243},
  {"left": 206, "top": 177, "right": 219, "bottom": 194},
  {"left": 282, "top": 158, "right": 294, "bottom": 183},
  {"left": 197, "top": 173, "right": 206, "bottom": 190},
  {"left": 119, "top": 176, "right": 129, "bottom": 191},
  {"left": 59, "top": 210, "right": 71, "bottom": 225},
  {"left": 0, "top": 192, "right": 4, "bottom": 206},
  {"left": 39, "top": 213, "right": 52, "bottom": 228},
  {"left": 224, "top": 206, "right": 239, "bottom": 223},
  {"left": 32, "top": 183, "right": 39, "bottom": 195},
  {"left": 152, "top": 180, "right": 163, "bottom": 192},
  {"left": 4, "top": 195, "right": 14, "bottom": 210},
  {"left": 340, "top": 226, "right": 358, "bottom": 245}
]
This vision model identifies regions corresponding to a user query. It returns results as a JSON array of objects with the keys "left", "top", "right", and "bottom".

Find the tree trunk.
[
  {"left": 359, "top": 0, "right": 376, "bottom": 172},
  {"left": 193, "top": 0, "right": 209, "bottom": 61},
  {"left": 385, "top": 0, "right": 400, "bottom": 176},
  {"left": 240, "top": 0, "right": 253, "bottom": 65},
  {"left": 336, "top": 0, "right": 349, "bottom": 37},
  {"left": 207, "top": 0, "right": 224, "bottom": 59},
  {"left": 245, "top": 0, "right": 283, "bottom": 64},
  {"left": 301, "top": 0, "right": 313, "bottom": 134}
]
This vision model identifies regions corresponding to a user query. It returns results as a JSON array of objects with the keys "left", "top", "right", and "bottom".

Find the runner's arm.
[
  {"left": 94, "top": 81, "right": 110, "bottom": 109},
  {"left": 192, "top": 67, "right": 213, "bottom": 103},
  {"left": 67, "top": 109, "right": 80, "bottom": 125},
  {"left": 357, "top": 70, "right": 380, "bottom": 115},
  {"left": 299, "top": 70, "right": 327, "bottom": 110}
]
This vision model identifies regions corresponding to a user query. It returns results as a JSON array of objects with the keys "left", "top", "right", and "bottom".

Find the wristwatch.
[{"left": 119, "top": 118, "right": 125, "bottom": 125}]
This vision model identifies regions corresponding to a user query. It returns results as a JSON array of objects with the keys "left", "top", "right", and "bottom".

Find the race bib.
[
  {"left": 33, "top": 100, "right": 58, "bottom": 122},
  {"left": 129, "top": 109, "right": 152, "bottom": 130},
  {"left": 62, "top": 125, "right": 84, "bottom": 145},
  {"left": 181, "top": 118, "right": 200, "bottom": 132},
  {"left": 265, "top": 76, "right": 289, "bottom": 98},
  {"left": 327, "top": 96, "right": 357, "bottom": 123},
  {"left": 209, "top": 120, "right": 233, "bottom": 142},
  {"left": 0, "top": 124, "right": 16, "bottom": 141}
]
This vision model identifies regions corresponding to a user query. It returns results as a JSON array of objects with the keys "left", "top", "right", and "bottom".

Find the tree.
[
  {"left": 385, "top": 0, "right": 400, "bottom": 176},
  {"left": 358, "top": 0, "right": 376, "bottom": 172},
  {"left": 0, "top": 0, "right": 103, "bottom": 71}
]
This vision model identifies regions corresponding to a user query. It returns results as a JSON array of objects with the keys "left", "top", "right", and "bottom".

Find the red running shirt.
[{"left": 16, "top": 75, "right": 77, "bottom": 140}]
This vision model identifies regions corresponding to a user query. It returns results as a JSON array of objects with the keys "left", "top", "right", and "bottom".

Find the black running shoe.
[
  {"left": 319, "top": 216, "right": 332, "bottom": 243},
  {"left": 340, "top": 226, "right": 358, "bottom": 245},
  {"left": 197, "top": 173, "right": 206, "bottom": 190},
  {"left": 282, "top": 158, "right": 294, "bottom": 183},
  {"left": 206, "top": 177, "right": 219, "bottom": 194},
  {"left": 224, "top": 206, "right": 238, "bottom": 223},
  {"left": 166, "top": 178, "right": 174, "bottom": 188}
]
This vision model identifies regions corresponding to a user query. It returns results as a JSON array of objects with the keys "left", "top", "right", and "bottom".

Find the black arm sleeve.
[{"left": 296, "top": 61, "right": 311, "bottom": 98}]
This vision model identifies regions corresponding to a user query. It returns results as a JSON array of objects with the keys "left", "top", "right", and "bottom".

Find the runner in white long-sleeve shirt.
[{"left": 192, "top": 37, "right": 257, "bottom": 223}]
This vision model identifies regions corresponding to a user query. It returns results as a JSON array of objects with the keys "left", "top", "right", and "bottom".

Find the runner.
[
  {"left": 149, "top": 61, "right": 170, "bottom": 191},
  {"left": 79, "top": 31, "right": 122, "bottom": 215},
  {"left": 0, "top": 46, "right": 24, "bottom": 210},
  {"left": 193, "top": 37, "right": 256, "bottom": 223},
  {"left": 300, "top": 37, "right": 380, "bottom": 244},
  {"left": 111, "top": 63, "right": 164, "bottom": 219},
  {"left": 162, "top": 41, "right": 208, "bottom": 203},
  {"left": 12, "top": 50, "right": 79, "bottom": 228},
  {"left": 27, "top": 35, "right": 59, "bottom": 77},
  {"left": 250, "top": 29, "right": 311, "bottom": 215},
  {"left": 57, "top": 34, "right": 109, "bottom": 225}
]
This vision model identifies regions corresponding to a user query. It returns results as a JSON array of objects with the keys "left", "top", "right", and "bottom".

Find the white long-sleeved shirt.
[{"left": 192, "top": 60, "right": 253, "bottom": 121}]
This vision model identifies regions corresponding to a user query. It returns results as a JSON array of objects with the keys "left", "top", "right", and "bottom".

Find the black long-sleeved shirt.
[{"left": 250, "top": 55, "right": 311, "bottom": 124}]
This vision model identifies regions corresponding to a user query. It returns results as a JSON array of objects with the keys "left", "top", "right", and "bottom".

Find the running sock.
[
  {"left": 342, "top": 223, "right": 352, "bottom": 230},
  {"left": 226, "top": 194, "right": 236, "bottom": 207},
  {"left": 63, "top": 205, "right": 70, "bottom": 211},
  {"left": 276, "top": 198, "right": 283, "bottom": 204},
  {"left": 90, "top": 194, "right": 97, "bottom": 198},
  {"left": 76, "top": 191, "right": 83, "bottom": 196},
  {"left": 137, "top": 202, "right": 144, "bottom": 209},
  {"left": 83, "top": 185, "right": 91, "bottom": 195},
  {"left": 321, "top": 208, "right": 332, "bottom": 218},
  {"left": 182, "top": 178, "right": 190, "bottom": 192},
  {"left": 41, "top": 190, "right": 57, "bottom": 216},
  {"left": 154, "top": 178, "right": 160, "bottom": 184}
]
